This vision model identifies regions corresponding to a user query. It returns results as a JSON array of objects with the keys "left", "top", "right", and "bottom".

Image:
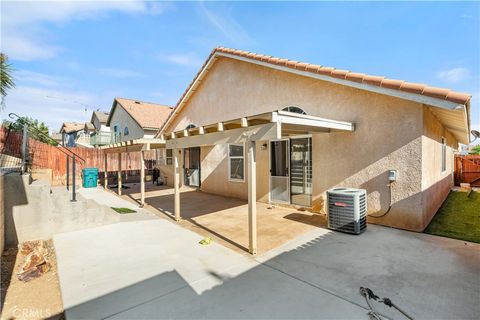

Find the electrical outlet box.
[{"left": 388, "top": 170, "right": 397, "bottom": 182}]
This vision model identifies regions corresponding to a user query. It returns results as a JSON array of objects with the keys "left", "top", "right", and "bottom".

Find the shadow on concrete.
[
  {"left": 283, "top": 212, "right": 327, "bottom": 228},
  {"left": 0, "top": 246, "right": 18, "bottom": 313},
  {"left": 55, "top": 223, "right": 480, "bottom": 319},
  {"left": 3, "top": 173, "right": 29, "bottom": 247}
]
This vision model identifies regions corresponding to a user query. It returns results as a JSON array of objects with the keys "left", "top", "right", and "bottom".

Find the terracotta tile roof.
[
  {"left": 171, "top": 47, "right": 471, "bottom": 115},
  {"left": 113, "top": 98, "right": 172, "bottom": 129}
]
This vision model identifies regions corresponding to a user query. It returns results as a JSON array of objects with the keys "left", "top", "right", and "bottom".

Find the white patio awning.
[
  {"left": 99, "top": 138, "right": 166, "bottom": 154},
  {"left": 164, "top": 110, "right": 354, "bottom": 149}
]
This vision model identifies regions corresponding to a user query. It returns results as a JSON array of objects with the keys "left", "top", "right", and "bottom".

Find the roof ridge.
[{"left": 116, "top": 97, "right": 173, "bottom": 108}]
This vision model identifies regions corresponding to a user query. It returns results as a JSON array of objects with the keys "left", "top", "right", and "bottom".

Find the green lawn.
[
  {"left": 111, "top": 207, "right": 137, "bottom": 214},
  {"left": 425, "top": 191, "right": 480, "bottom": 243}
]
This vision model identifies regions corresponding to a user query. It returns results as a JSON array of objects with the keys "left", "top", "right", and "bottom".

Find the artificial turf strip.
[
  {"left": 425, "top": 191, "right": 480, "bottom": 243},
  {"left": 111, "top": 207, "right": 137, "bottom": 214}
]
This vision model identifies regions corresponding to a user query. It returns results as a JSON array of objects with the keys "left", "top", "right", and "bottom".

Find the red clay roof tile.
[
  {"left": 331, "top": 69, "right": 350, "bottom": 79},
  {"left": 345, "top": 72, "right": 365, "bottom": 83},
  {"left": 399, "top": 82, "right": 425, "bottom": 94},
  {"left": 363, "top": 75, "right": 385, "bottom": 86},
  {"left": 380, "top": 79, "right": 404, "bottom": 90},
  {"left": 317, "top": 67, "right": 335, "bottom": 76}
]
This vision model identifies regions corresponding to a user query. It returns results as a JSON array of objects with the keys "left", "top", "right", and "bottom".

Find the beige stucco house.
[
  {"left": 156, "top": 47, "right": 471, "bottom": 241},
  {"left": 106, "top": 98, "right": 172, "bottom": 143}
]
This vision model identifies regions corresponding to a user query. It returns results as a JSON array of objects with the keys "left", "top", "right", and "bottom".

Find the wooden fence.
[
  {"left": 0, "top": 126, "right": 159, "bottom": 185},
  {"left": 454, "top": 155, "right": 480, "bottom": 187}
]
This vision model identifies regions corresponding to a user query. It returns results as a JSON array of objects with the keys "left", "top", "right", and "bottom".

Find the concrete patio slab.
[{"left": 120, "top": 184, "right": 326, "bottom": 254}]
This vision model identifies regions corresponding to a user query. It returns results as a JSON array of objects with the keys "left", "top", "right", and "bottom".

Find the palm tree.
[{"left": 1, "top": 53, "right": 15, "bottom": 107}]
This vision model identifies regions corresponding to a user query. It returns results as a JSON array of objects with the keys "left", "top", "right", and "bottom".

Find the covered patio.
[
  {"left": 120, "top": 183, "right": 326, "bottom": 254},
  {"left": 99, "top": 110, "right": 354, "bottom": 255}
]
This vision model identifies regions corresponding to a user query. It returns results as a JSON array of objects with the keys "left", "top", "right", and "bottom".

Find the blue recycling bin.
[{"left": 82, "top": 168, "right": 99, "bottom": 188}]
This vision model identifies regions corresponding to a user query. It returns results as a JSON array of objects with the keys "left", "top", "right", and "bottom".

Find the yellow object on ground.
[{"left": 199, "top": 237, "right": 213, "bottom": 245}]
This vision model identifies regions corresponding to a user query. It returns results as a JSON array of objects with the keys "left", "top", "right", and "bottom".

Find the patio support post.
[
  {"left": 140, "top": 150, "right": 145, "bottom": 207},
  {"left": 104, "top": 153, "right": 108, "bottom": 189},
  {"left": 118, "top": 152, "right": 122, "bottom": 195},
  {"left": 247, "top": 140, "right": 257, "bottom": 255},
  {"left": 174, "top": 148, "right": 181, "bottom": 221}
]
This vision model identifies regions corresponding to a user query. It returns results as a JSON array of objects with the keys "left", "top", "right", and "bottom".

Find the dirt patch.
[{"left": 1, "top": 240, "right": 64, "bottom": 320}]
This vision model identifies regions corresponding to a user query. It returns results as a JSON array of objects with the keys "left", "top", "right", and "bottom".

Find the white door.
[{"left": 270, "top": 139, "right": 290, "bottom": 203}]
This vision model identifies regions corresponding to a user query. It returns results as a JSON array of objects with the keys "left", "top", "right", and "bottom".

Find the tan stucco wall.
[
  {"left": 161, "top": 57, "right": 457, "bottom": 231},
  {"left": 109, "top": 103, "right": 145, "bottom": 141},
  {"left": 421, "top": 106, "right": 457, "bottom": 229}
]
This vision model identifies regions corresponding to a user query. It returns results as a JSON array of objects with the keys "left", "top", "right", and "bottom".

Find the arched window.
[
  {"left": 185, "top": 124, "right": 197, "bottom": 130},
  {"left": 282, "top": 106, "right": 307, "bottom": 115}
]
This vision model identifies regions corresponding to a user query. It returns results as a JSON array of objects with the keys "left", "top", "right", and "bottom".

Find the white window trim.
[
  {"left": 441, "top": 136, "right": 447, "bottom": 173},
  {"left": 166, "top": 149, "right": 173, "bottom": 166},
  {"left": 228, "top": 143, "right": 245, "bottom": 183}
]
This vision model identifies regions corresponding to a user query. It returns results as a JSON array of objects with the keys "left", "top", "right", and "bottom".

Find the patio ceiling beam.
[
  {"left": 241, "top": 117, "right": 248, "bottom": 128},
  {"left": 166, "top": 123, "right": 280, "bottom": 149}
]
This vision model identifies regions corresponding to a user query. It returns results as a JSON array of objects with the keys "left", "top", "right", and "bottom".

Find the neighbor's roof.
[
  {"left": 107, "top": 98, "right": 172, "bottom": 129},
  {"left": 59, "top": 122, "right": 85, "bottom": 134},
  {"left": 91, "top": 111, "right": 109, "bottom": 124},
  {"left": 84, "top": 122, "right": 95, "bottom": 131},
  {"left": 159, "top": 46, "right": 472, "bottom": 143}
]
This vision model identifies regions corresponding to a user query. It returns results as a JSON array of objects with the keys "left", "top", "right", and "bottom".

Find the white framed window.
[
  {"left": 441, "top": 137, "right": 447, "bottom": 173},
  {"left": 166, "top": 149, "right": 173, "bottom": 165},
  {"left": 228, "top": 143, "right": 245, "bottom": 182}
]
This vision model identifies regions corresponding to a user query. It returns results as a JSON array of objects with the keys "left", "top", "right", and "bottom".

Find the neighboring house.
[
  {"left": 58, "top": 122, "right": 95, "bottom": 148},
  {"left": 90, "top": 111, "right": 111, "bottom": 146},
  {"left": 157, "top": 47, "right": 471, "bottom": 233},
  {"left": 59, "top": 122, "right": 88, "bottom": 147},
  {"left": 91, "top": 111, "right": 110, "bottom": 132},
  {"left": 106, "top": 98, "right": 172, "bottom": 143}
]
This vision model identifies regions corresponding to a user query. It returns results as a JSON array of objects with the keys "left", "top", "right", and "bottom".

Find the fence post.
[
  {"left": 71, "top": 155, "right": 77, "bottom": 202},
  {"left": 66, "top": 155, "right": 70, "bottom": 190},
  {"left": 21, "top": 124, "right": 28, "bottom": 174}
]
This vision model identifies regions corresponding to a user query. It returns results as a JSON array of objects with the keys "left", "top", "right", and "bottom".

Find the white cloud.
[
  {"left": 198, "top": 2, "right": 253, "bottom": 45},
  {"left": 1, "top": 0, "right": 169, "bottom": 61},
  {"left": 158, "top": 53, "right": 203, "bottom": 67},
  {"left": 437, "top": 67, "right": 471, "bottom": 83},
  {"left": 15, "top": 70, "right": 69, "bottom": 87},
  {"left": 97, "top": 68, "right": 144, "bottom": 78}
]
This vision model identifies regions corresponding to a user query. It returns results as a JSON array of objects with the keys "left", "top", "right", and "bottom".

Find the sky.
[{"left": 1, "top": 0, "right": 479, "bottom": 140}]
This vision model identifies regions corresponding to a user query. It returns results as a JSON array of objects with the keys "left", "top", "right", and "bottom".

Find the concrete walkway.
[{"left": 54, "top": 190, "right": 480, "bottom": 320}]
